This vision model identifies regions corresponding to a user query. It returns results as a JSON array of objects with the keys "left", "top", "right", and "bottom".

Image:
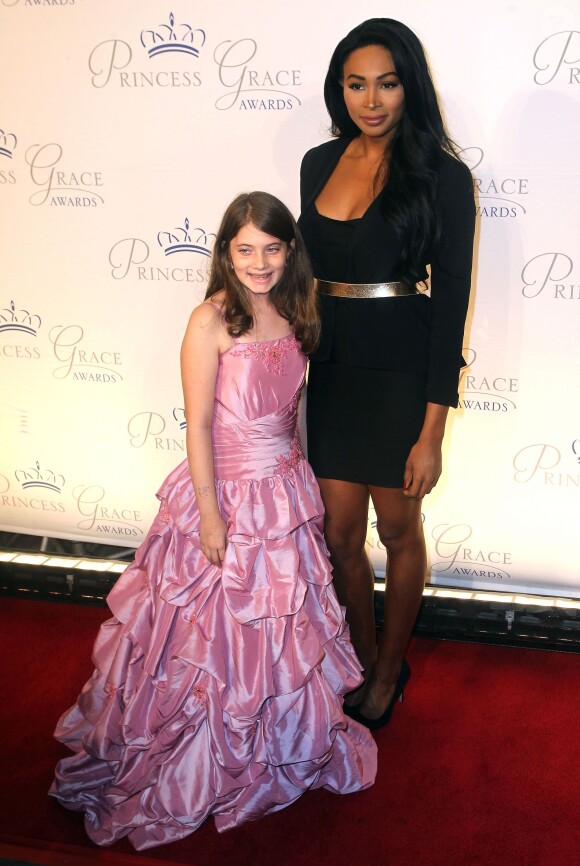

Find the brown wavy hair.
[{"left": 205, "top": 191, "right": 320, "bottom": 354}]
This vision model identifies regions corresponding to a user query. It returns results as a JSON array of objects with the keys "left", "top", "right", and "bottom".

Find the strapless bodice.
[{"left": 212, "top": 334, "right": 306, "bottom": 481}]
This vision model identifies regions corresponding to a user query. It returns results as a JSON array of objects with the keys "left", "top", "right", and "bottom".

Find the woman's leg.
[
  {"left": 316, "top": 478, "right": 377, "bottom": 701},
  {"left": 359, "top": 486, "right": 426, "bottom": 720}
]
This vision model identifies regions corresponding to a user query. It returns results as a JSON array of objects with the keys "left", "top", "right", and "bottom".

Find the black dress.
[{"left": 298, "top": 137, "right": 475, "bottom": 488}]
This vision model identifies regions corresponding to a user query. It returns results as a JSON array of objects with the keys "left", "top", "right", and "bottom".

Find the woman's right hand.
[{"left": 199, "top": 513, "right": 228, "bottom": 567}]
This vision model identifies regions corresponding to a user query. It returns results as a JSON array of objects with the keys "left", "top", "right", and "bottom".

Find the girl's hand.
[
  {"left": 200, "top": 513, "right": 228, "bottom": 566},
  {"left": 403, "top": 438, "right": 443, "bottom": 499}
]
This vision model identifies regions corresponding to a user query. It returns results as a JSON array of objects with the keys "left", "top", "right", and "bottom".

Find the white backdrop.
[{"left": 1, "top": 0, "right": 579, "bottom": 597}]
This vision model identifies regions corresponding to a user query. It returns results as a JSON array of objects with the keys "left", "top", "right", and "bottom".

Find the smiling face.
[
  {"left": 229, "top": 222, "right": 289, "bottom": 295},
  {"left": 341, "top": 44, "right": 405, "bottom": 141}
]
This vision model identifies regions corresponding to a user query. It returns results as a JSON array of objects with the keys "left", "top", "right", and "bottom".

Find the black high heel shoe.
[
  {"left": 345, "top": 659, "right": 411, "bottom": 731},
  {"left": 342, "top": 660, "right": 377, "bottom": 712}
]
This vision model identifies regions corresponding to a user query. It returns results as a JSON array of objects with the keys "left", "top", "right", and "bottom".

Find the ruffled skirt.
[{"left": 49, "top": 459, "right": 377, "bottom": 849}]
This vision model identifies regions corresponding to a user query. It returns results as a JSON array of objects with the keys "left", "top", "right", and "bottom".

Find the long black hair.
[
  {"left": 205, "top": 192, "right": 320, "bottom": 354},
  {"left": 324, "top": 18, "right": 460, "bottom": 284}
]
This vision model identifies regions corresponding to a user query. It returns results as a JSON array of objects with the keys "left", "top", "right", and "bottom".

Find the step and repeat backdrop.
[{"left": 0, "top": 0, "right": 578, "bottom": 596}]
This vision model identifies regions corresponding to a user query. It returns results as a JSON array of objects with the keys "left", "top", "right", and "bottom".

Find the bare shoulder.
[
  {"left": 188, "top": 293, "right": 224, "bottom": 329},
  {"left": 183, "top": 295, "right": 228, "bottom": 352},
  {"left": 202, "top": 290, "right": 226, "bottom": 313}
]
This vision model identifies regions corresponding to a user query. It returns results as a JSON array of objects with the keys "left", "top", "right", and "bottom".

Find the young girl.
[{"left": 49, "top": 192, "right": 377, "bottom": 850}]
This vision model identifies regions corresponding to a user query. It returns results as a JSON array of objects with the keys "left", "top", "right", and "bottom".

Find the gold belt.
[{"left": 315, "top": 279, "right": 419, "bottom": 298}]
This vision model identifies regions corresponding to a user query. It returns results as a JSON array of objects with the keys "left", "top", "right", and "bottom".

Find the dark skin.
[{"left": 315, "top": 44, "right": 450, "bottom": 720}]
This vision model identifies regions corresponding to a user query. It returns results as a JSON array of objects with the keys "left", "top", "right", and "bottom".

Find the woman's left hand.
[{"left": 403, "top": 438, "right": 443, "bottom": 499}]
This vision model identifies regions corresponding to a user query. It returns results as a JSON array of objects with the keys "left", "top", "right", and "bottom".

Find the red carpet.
[{"left": 1, "top": 597, "right": 579, "bottom": 866}]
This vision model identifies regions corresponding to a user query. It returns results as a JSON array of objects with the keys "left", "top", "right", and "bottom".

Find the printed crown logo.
[
  {"left": 0, "top": 128, "right": 17, "bottom": 159},
  {"left": 140, "top": 12, "right": 206, "bottom": 59},
  {"left": 173, "top": 407, "right": 187, "bottom": 429},
  {"left": 0, "top": 300, "right": 41, "bottom": 335},
  {"left": 157, "top": 218, "right": 215, "bottom": 257},
  {"left": 15, "top": 460, "right": 65, "bottom": 492}
]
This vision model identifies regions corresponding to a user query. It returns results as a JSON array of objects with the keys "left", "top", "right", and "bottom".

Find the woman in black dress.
[{"left": 298, "top": 18, "right": 475, "bottom": 728}]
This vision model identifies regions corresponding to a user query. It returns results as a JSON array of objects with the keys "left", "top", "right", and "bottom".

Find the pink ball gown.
[{"left": 49, "top": 328, "right": 377, "bottom": 850}]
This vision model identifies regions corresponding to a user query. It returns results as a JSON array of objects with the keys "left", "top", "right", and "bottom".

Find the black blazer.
[{"left": 298, "top": 137, "right": 475, "bottom": 407}]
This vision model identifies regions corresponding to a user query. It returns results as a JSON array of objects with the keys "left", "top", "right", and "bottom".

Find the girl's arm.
[{"left": 180, "top": 303, "right": 228, "bottom": 566}]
